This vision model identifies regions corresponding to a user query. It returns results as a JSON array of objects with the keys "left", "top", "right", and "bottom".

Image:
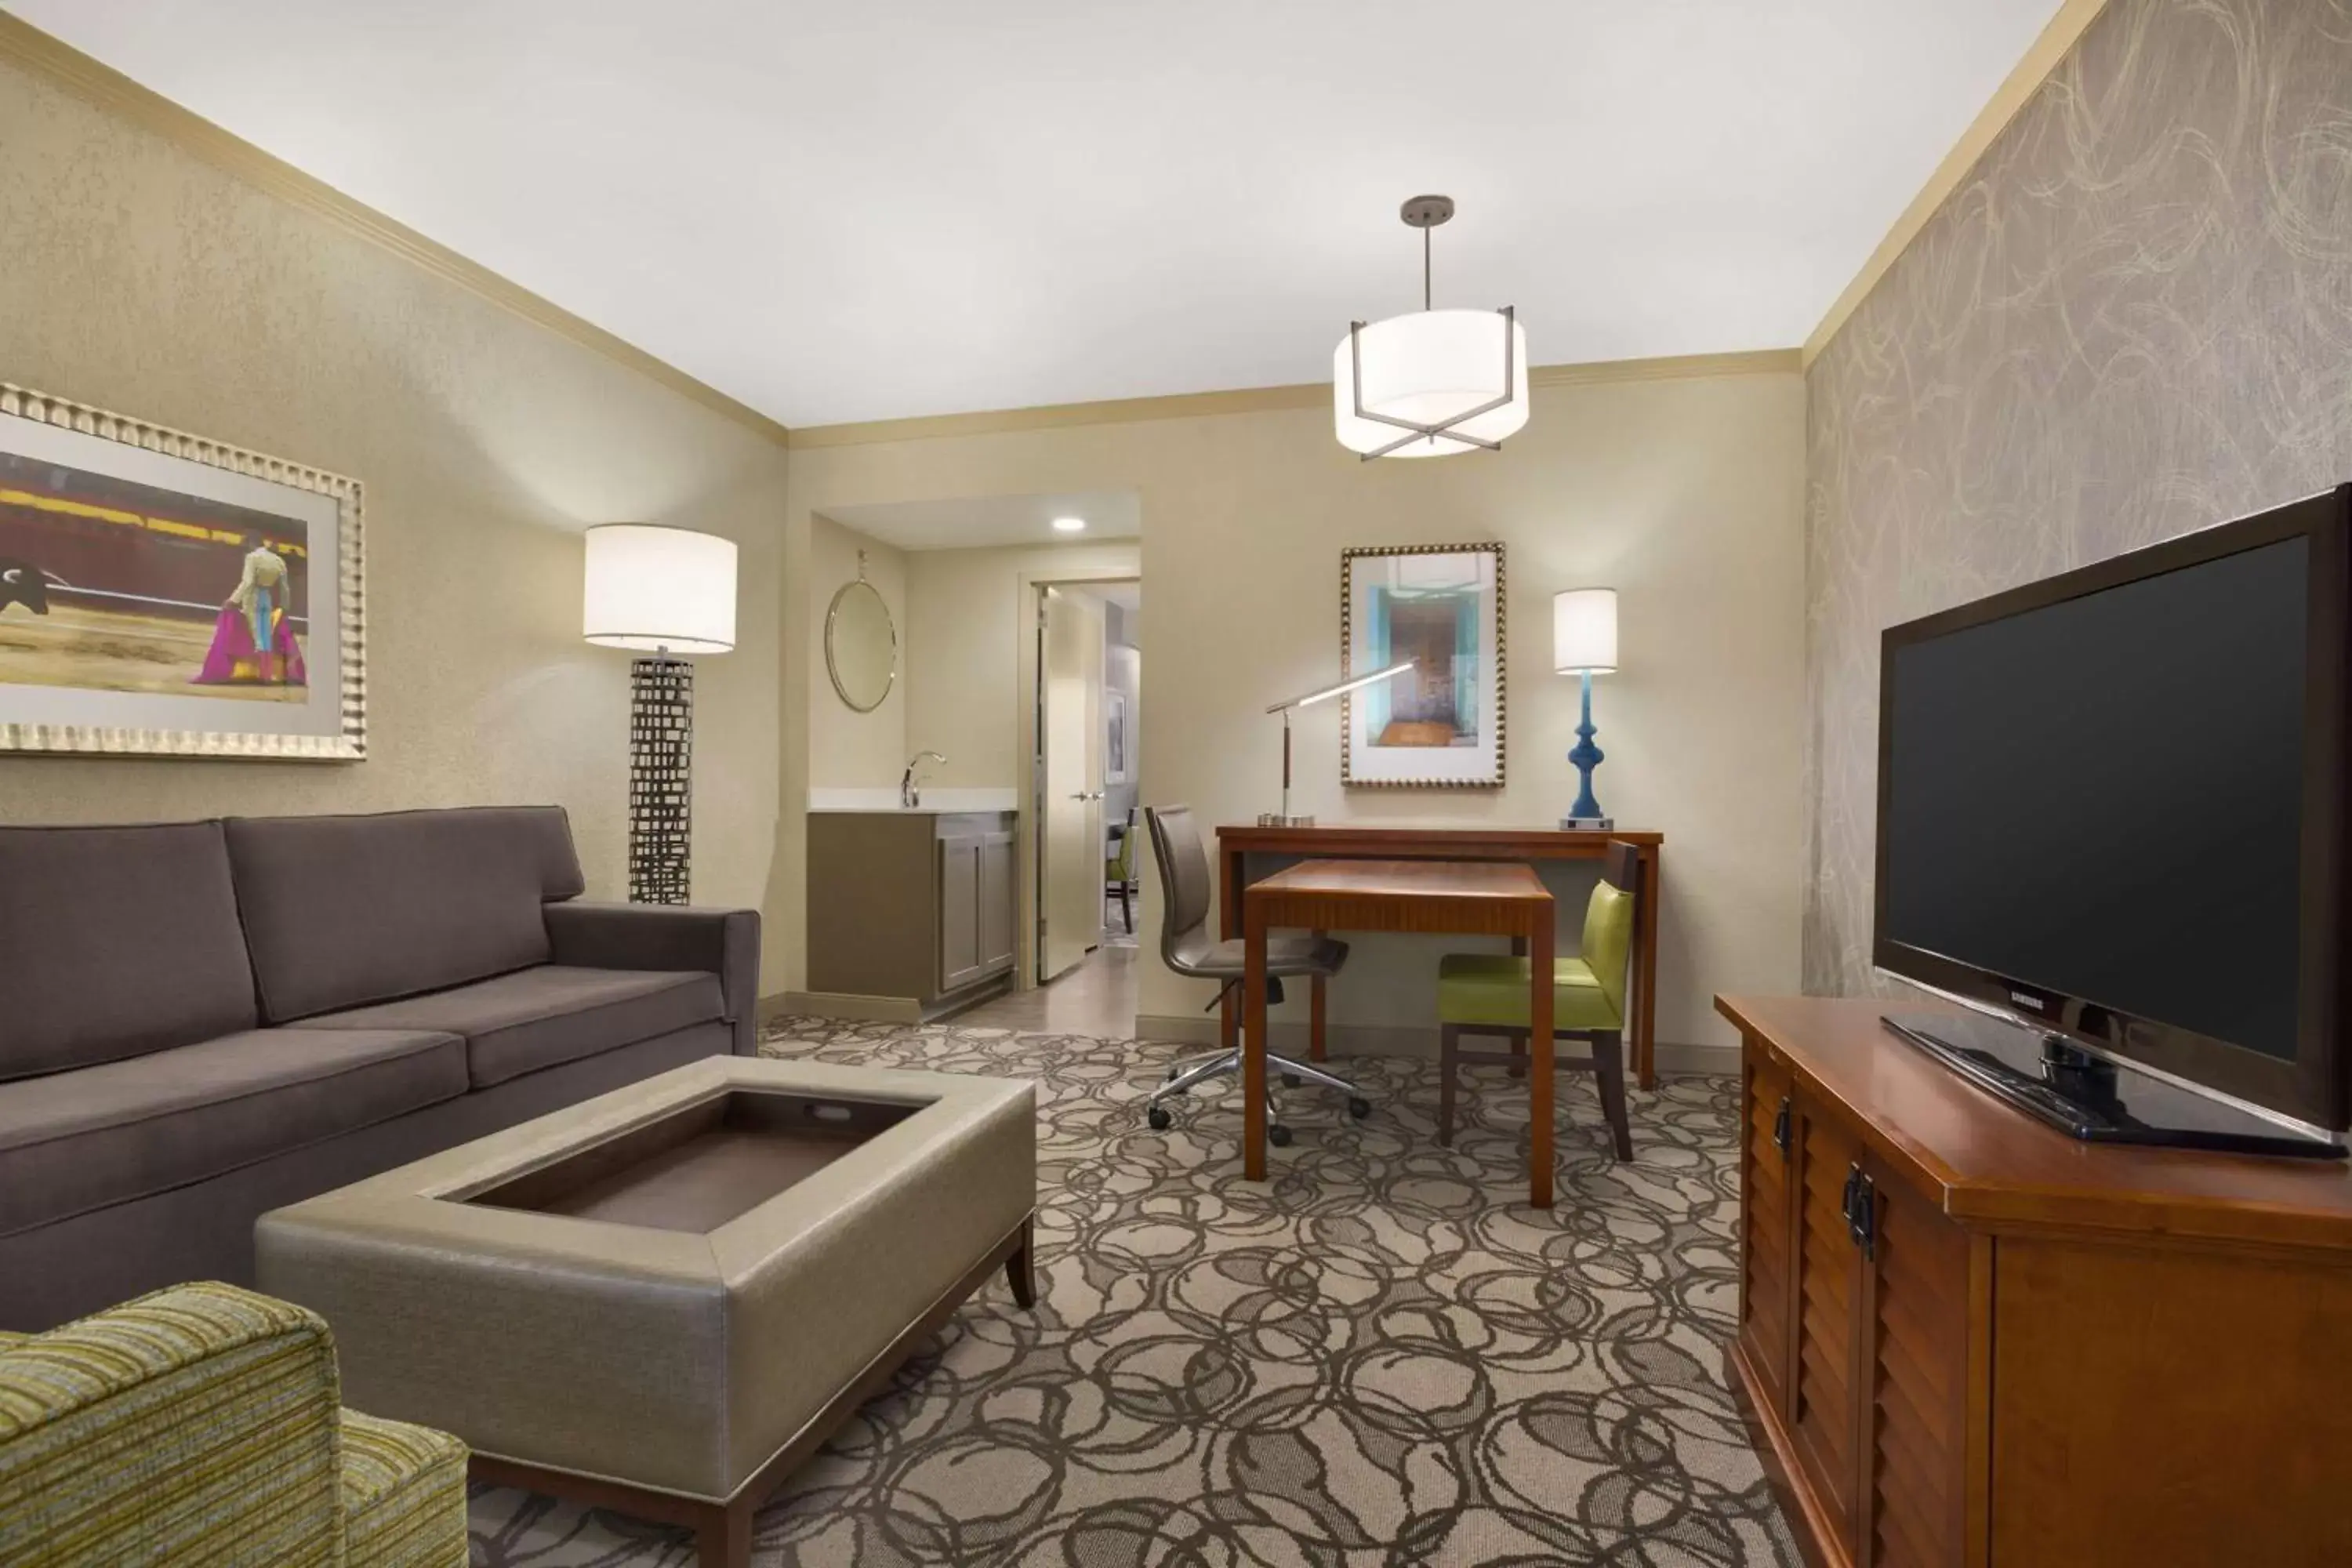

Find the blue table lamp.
[{"left": 1552, "top": 587, "right": 1617, "bottom": 829}]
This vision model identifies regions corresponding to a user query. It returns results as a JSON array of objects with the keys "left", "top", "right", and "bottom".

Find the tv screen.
[
  {"left": 1883, "top": 539, "right": 2307, "bottom": 1058},
  {"left": 1875, "top": 486, "right": 2351, "bottom": 1130}
]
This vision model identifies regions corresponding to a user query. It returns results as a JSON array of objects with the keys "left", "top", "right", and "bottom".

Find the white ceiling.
[
  {"left": 819, "top": 489, "right": 1140, "bottom": 551},
  {"left": 15, "top": 1, "right": 2063, "bottom": 429}
]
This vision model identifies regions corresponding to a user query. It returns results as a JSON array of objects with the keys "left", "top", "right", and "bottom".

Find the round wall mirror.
[{"left": 826, "top": 579, "right": 897, "bottom": 712}]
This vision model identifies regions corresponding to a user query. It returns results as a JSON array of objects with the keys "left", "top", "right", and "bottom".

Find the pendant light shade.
[
  {"left": 1334, "top": 309, "right": 1530, "bottom": 458},
  {"left": 1334, "top": 194, "right": 1530, "bottom": 460}
]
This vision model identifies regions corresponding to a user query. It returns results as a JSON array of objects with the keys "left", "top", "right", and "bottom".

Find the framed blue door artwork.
[
  {"left": 1339, "top": 541, "right": 1504, "bottom": 788},
  {"left": 0, "top": 382, "right": 365, "bottom": 760}
]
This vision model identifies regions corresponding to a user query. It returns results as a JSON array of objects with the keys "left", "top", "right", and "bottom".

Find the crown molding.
[
  {"left": 1801, "top": 0, "right": 2111, "bottom": 369},
  {"left": 0, "top": 12, "right": 793, "bottom": 448},
  {"left": 786, "top": 348, "right": 1800, "bottom": 450},
  {"left": 1529, "top": 348, "right": 1800, "bottom": 390}
]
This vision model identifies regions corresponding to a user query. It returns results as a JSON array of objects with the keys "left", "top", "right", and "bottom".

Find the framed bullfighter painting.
[
  {"left": 0, "top": 383, "right": 365, "bottom": 760},
  {"left": 1339, "top": 541, "right": 1504, "bottom": 788}
]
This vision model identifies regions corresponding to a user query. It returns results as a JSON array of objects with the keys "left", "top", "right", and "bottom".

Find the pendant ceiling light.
[{"left": 1334, "top": 194, "right": 1529, "bottom": 460}]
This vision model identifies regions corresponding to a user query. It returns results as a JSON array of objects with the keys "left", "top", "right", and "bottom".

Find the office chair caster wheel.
[
  {"left": 1347, "top": 1098, "right": 1371, "bottom": 1120},
  {"left": 1146, "top": 1105, "right": 1173, "bottom": 1131},
  {"left": 1269, "top": 1123, "right": 1294, "bottom": 1148},
  {"left": 1280, "top": 1073, "right": 1301, "bottom": 1089}
]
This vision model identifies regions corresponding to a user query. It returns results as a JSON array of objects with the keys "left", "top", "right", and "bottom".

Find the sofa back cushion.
[
  {"left": 0, "top": 822, "right": 259, "bottom": 1082},
  {"left": 227, "top": 806, "right": 587, "bottom": 1023}
]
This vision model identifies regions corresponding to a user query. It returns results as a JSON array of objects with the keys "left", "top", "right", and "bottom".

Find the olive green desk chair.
[
  {"left": 1105, "top": 807, "right": 1138, "bottom": 933},
  {"left": 1434, "top": 840, "right": 1638, "bottom": 1161}
]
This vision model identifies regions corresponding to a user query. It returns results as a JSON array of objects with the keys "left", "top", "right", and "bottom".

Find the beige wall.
[
  {"left": 1803, "top": 0, "right": 2352, "bottom": 996},
  {"left": 783, "top": 368, "right": 1808, "bottom": 1048},
  {"left": 903, "top": 541, "right": 1142, "bottom": 789},
  {"left": 0, "top": 56, "right": 791, "bottom": 978},
  {"left": 806, "top": 512, "right": 906, "bottom": 786}
]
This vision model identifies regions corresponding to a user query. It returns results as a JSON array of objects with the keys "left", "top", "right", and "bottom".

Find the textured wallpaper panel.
[{"left": 1804, "top": 0, "right": 2352, "bottom": 995}]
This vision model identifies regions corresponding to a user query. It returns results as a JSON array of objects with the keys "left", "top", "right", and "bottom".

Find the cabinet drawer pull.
[
  {"left": 1845, "top": 1167, "right": 1878, "bottom": 1260},
  {"left": 1772, "top": 1095, "right": 1792, "bottom": 1154}
]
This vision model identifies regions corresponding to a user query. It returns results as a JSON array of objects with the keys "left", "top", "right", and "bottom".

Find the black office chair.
[{"left": 1142, "top": 804, "right": 1370, "bottom": 1143}]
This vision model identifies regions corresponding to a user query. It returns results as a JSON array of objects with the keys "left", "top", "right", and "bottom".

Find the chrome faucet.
[{"left": 901, "top": 751, "right": 946, "bottom": 808}]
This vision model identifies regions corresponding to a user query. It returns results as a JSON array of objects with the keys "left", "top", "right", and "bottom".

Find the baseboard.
[
  {"left": 766, "top": 990, "right": 924, "bottom": 1025},
  {"left": 1133, "top": 1013, "right": 1739, "bottom": 1077}
]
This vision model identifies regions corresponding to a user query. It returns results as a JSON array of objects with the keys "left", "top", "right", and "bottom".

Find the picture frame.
[
  {"left": 1340, "top": 541, "right": 1505, "bottom": 788},
  {"left": 0, "top": 382, "right": 366, "bottom": 760},
  {"left": 1105, "top": 688, "right": 1131, "bottom": 784}
]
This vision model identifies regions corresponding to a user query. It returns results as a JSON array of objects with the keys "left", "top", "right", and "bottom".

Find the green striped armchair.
[{"left": 0, "top": 1282, "right": 467, "bottom": 1566}]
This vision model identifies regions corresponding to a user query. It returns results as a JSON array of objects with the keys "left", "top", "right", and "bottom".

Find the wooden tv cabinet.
[{"left": 1718, "top": 994, "right": 2352, "bottom": 1568}]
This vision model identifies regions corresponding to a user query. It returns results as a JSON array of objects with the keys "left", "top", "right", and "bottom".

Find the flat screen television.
[{"left": 1874, "top": 484, "right": 2352, "bottom": 1154}]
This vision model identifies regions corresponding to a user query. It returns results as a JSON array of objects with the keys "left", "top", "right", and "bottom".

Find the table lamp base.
[
  {"left": 1258, "top": 812, "right": 1317, "bottom": 827},
  {"left": 1561, "top": 815, "right": 1614, "bottom": 831}
]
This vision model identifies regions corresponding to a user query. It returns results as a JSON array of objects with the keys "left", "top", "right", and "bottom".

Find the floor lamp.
[{"left": 583, "top": 524, "right": 738, "bottom": 904}]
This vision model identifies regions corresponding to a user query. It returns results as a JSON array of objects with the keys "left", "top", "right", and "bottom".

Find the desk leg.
[
  {"left": 1219, "top": 847, "right": 1242, "bottom": 1052},
  {"left": 1309, "top": 937, "right": 1327, "bottom": 1063},
  {"left": 1243, "top": 902, "right": 1269, "bottom": 1181},
  {"left": 1635, "top": 848, "right": 1661, "bottom": 1089},
  {"left": 1530, "top": 902, "right": 1555, "bottom": 1209},
  {"left": 1507, "top": 934, "right": 1529, "bottom": 1077}
]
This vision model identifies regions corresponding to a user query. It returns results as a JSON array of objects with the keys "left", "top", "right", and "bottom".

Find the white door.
[{"left": 1040, "top": 586, "right": 1105, "bottom": 981}]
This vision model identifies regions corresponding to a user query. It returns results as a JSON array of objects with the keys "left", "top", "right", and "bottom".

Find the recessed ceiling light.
[{"left": 1051, "top": 516, "right": 1087, "bottom": 533}]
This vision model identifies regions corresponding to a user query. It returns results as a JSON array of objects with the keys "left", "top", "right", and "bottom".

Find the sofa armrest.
[
  {"left": 543, "top": 901, "right": 762, "bottom": 1054},
  {"left": 0, "top": 1283, "right": 344, "bottom": 1563}
]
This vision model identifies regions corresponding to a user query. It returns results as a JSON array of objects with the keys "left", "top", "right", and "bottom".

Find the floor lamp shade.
[
  {"left": 583, "top": 524, "right": 738, "bottom": 652},
  {"left": 583, "top": 525, "right": 737, "bottom": 905}
]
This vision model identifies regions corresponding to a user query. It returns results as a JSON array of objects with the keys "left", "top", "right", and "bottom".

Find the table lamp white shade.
[
  {"left": 1552, "top": 588, "right": 1618, "bottom": 674},
  {"left": 583, "top": 524, "right": 737, "bottom": 654}
]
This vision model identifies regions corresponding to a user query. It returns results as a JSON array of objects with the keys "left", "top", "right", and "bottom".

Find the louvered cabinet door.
[
  {"left": 1788, "top": 1101, "right": 1867, "bottom": 1552},
  {"left": 1737, "top": 1051, "right": 1796, "bottom": 1420},
  {"left": 1855, "top": 1161, "right": 1973, "bottom": 1568}
]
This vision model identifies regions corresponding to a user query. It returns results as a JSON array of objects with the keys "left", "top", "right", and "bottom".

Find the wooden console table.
[
  {"left": 1217, "top": 824, "right": 1664, "bottom": 1085},
  {"left": 1719, "top": 993, "right": 2352, "bottom": 1568},
  {"left": 1243, "top": 859, "right": 1559, "bottom": 1205}
]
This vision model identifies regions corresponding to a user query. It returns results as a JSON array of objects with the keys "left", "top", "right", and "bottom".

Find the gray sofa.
[{"left": 0, "top": 805, "right": 760, "bottom": 1331}]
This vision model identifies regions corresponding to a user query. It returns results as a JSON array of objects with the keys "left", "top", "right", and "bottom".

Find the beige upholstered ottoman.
[{"left": 255, "top": 1055, "right": 1036, "bottom": 1568}]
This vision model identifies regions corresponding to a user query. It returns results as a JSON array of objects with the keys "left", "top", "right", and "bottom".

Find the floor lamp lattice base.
[{"left": 629, "top": 655, "right": 693, "bottom": 905}]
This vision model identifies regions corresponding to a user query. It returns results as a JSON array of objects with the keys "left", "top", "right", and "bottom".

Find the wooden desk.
[
  {"left": 1218, "top": 824, "right": 1664, "bottom": 1086},
  {"left": 1244, "top": 859, "right": 1561, "bottom": 1206}
]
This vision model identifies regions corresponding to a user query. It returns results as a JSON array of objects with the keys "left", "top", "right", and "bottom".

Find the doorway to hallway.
[{"left": 1012, "top": 576, "right": 1140, "bottom": 1036}]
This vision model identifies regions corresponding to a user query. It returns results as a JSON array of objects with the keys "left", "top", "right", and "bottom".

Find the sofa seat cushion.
[
  {"left": 304, "top": 967, "right": 725, "bottom": 1090},
  {"left": 0, "top": 1029, "right": 467, "bottom": 1238}
]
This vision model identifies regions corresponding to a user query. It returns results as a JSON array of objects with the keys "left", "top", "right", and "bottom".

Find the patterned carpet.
[{"left": 466, "top": 1020, "right": 1796, "bottom": 1566}]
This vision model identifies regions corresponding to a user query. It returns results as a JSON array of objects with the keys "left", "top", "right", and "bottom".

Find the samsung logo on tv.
[{"left": 2009, "top": 989, "right": 2047, "bottom": 1012}]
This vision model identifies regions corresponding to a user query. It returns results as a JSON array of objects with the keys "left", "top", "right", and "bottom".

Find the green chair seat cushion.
[
  {"left": 1437, "top": 953, "right": 1622, "bottom": 1033},
  {"left": 340, "top": 1408, "right": 470, "bottom": 1568}
]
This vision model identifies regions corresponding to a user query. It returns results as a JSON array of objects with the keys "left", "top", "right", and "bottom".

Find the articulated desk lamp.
[{"left": 1259, "top": 659, "right": 1417, "bottom": 827}]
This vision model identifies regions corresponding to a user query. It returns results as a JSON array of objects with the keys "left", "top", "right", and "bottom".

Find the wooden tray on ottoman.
[{"left": 256, "top": 1056, "right": 1037, "bottom": 1568}]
